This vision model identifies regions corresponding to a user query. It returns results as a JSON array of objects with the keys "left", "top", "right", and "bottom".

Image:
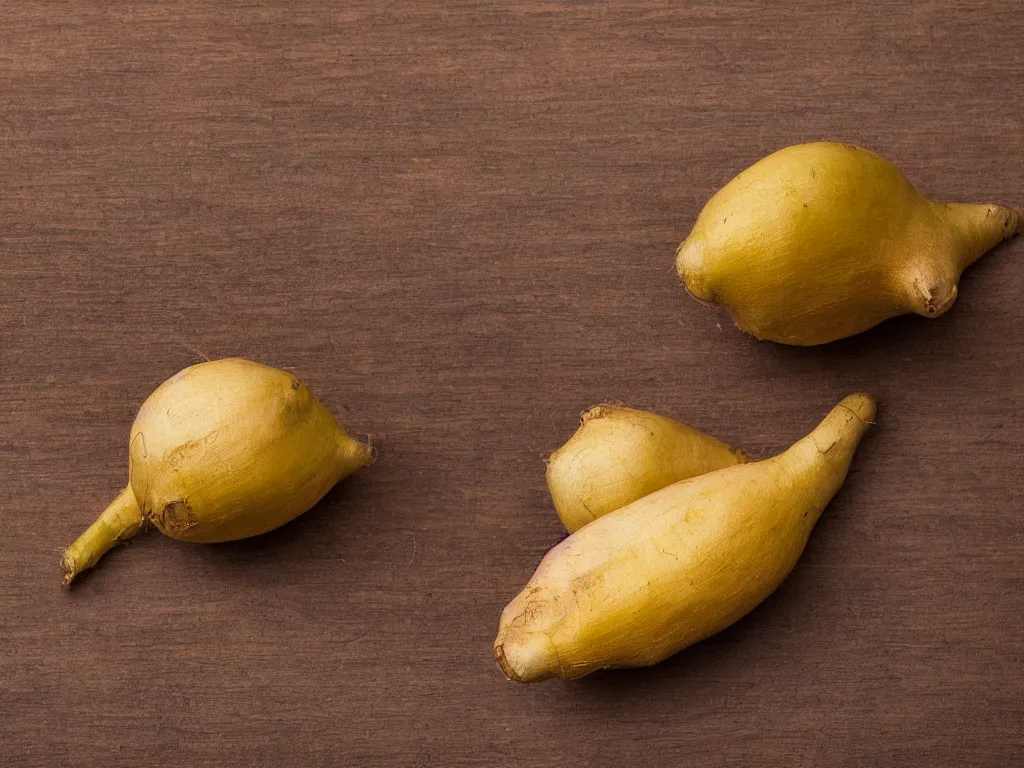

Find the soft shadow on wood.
[
  {"left": 754, "top": 233, "right": 1018, "bottom": 366},
  {"left": 191, "top": 475, "right": 374, "bottom": 562}
]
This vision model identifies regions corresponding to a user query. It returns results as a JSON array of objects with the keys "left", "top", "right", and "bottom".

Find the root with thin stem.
[{"left": 62, "top": 486, "right": 144, "bottom": 586}]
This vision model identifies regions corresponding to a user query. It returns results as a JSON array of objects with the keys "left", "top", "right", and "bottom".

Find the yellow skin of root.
[
  {"left": 546, "top": 405, "right": 747, "bottom": 533},
  {"left": 495, "top": 394, "right": 876, "bottom": 683},
  {"left": 676, "top": 142, "right": 1022, "bottom": 345},
  {"left": 62, "top": 358, "right": 373, "bottom": 585}
]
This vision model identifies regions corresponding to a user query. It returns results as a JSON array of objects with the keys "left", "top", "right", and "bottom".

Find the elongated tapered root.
[
  {"left": 495, "top": 393, "right": 877, "bottom": 682},
  {"left": 62, "top": 486, "right": 144, "bottom": 586}
]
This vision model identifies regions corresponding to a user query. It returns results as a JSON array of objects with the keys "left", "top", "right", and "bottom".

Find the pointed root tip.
[
  {"left": 359, "top": 437, "right": 377, "bottom": 467},
  {"left": 676, "top": 238, "right": 707, "bottom": 298},
  {"left": 837, "top": 393, "right": 878, "bottom": 425},
  {"left": 492, "top": 631, "right": 558, "bottom": 683},
  {"left": 494, "top": 643, "right": 522, "bottom": 682}
]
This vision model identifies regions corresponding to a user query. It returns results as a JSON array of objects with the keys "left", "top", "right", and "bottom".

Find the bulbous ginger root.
[
  {"left": 676, "top": 142, "right": 1023, "bottom": 345},
  {"left": 61, "top": 358, "right": 374, "bottom": 586}
]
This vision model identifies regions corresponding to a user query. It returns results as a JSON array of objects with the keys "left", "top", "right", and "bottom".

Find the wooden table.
[{"left": 3, "top": 3, "right": 1022, "bottom": 766}]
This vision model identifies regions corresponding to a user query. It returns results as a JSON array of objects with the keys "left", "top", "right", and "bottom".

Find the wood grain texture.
[{"left": 1, "top": 2, "right": 1022, "bottom": 766}]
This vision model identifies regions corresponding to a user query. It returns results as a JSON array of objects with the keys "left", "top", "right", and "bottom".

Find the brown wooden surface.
[{"left": 2, "top": 2, "right": 1023, "bottom": 766}]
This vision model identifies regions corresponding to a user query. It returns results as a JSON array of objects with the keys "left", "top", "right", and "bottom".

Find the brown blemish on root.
[
  {"left": 61, "top": 551, "right": 77, "bottom": 586},
  {"left": 913, "top": 278, "right": 957, "bottom": 317},
  {"left": 992, "top": 206, "right": 1021, "bottom": 238},
  {"left": 581, "top": 405, "right": 614, "bottom": 424},
  {"left": 155, "top": 499, "right": 197, "bottom": 534},
  {"left": 836, "top": 403, "right": 877, "bottom": 427},
  {"left": 167, "top": 428, "right": 221, "bottom": 467}
]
